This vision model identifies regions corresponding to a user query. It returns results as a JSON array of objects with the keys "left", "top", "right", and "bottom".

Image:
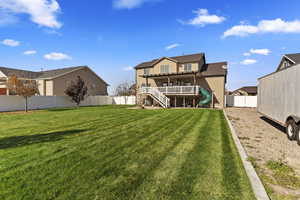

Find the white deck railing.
[
  {"left": 140, "top": 87, "right": 170, "bottom": 108},
  {"left": 141, "top": 86, "right": 199, "bottom": 95}
]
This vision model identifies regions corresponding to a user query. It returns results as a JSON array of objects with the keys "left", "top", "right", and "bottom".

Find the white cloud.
[
  {"left": 123, "top": 66, "right": 134, "bottom": 71},
  {"left": 240, "top": 59, "right": 257, "bottom": 65},
  {"left": 113, "top": 0, "right": 156, "bottom": 9},
  {"left": 243, "top": 52, "right": 251, "bottom": 56},
  {"left": 23, "top": 50, "right": 37, "bottom": 55},
  {"left": 2, "top": 39, "right": 20, "bottom": 47},
  {"left": 165, "top": 43, "right": 181, "bottom": 51},
  {"left": 249, "top": 48, "right": 271, "bottom": 55},
  {"left": 181, "top": 8, "right": 225, "bottom": 27},
  {"left": 0, "top": 0, "right": 62, "bottom": 29},
  {"left": 44, "top": 52, "right": 71, "bottom": 60},
  {"left": 223, "top": 18, "right": 300, "bottom": 38},
  {"left": 223, "top": 25, "right": 258, "bottom": 38}
]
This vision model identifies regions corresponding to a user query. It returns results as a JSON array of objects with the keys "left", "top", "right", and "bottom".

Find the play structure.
[{"left": 197, "top": 88, "right": 212, "bottom": 106}]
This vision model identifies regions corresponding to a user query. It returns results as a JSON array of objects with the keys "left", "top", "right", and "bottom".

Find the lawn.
[{"left": 0, "top": 106, "right": 255, "bottom": 200}]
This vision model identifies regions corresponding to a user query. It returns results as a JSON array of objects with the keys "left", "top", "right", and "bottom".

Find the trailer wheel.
[
  {"left": 297, "top": 125, "right": 300, "bottom": 146},
  {"left": 286, "top": 119, "right": 297, "bottom": 140}
]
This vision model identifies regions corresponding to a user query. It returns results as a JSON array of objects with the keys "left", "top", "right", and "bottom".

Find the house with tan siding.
[
  {"left": 135, "top": 53, "right": 227, "bottom": 108},
  {"left": 0, "top": 66, "right": 108, "bottom": 96}
]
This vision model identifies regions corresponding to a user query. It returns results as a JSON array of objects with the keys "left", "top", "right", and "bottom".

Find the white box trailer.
[{"left": 258, "top": 63, "right": 300, "bottom": 144}]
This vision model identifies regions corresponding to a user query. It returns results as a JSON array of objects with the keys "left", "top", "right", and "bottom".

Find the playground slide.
[{"left": 198, "top": 88, "right": 212, "bottom": 106}]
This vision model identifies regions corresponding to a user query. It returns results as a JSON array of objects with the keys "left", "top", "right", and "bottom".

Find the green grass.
[
  {"left": 0, "top": 106, "right": 255, "bottom": 200},
  {"left": 266, "top": 160, "right": 300, "bottom": 189}
]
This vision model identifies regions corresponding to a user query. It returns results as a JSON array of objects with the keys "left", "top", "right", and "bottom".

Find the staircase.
[{"left": 140, "top": 87, "right": 170, "bottom": 108}]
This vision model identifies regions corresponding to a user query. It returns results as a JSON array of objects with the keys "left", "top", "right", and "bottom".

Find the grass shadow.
[
  {"left": 220, "top": 112, "right": 242, "bottom": 198},
  {"left": 47, "top": 107, "right": 76, "bottom": 112},
  {"left": 0, "top": 129, "right": 87, "bottom": 149},
  {"left": 260, "top": 116, "right": 285, "bottom": 134}
]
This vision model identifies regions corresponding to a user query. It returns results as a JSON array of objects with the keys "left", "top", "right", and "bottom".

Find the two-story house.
[{"left": 135, "top": 53, "right": 227, "bottom": 108}]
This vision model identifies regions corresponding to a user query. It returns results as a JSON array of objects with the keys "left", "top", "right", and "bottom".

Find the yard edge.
[{"left": 223, "top": 110, "right": 270, "bottom": 200}]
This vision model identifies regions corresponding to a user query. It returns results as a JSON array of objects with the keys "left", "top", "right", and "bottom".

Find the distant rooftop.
[
  {"left": 0, "top": 66, "right": 85, "bottom": 79},
  {"left": 285, "top": 53, "right": 300, "bottom": 64}
]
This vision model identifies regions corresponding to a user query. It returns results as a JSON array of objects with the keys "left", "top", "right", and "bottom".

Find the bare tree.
[
  {"left": 114, "top": 81, "right": 135, "bottom": 104},
  {"left": 65, "top": 76, "right": 88, "bottom": 106},
  {"left": 6, "top": 75, "right": 39, "bottom": 112},
  {"left": 115, "top": 81, "right": 135, "bottom": 96}
]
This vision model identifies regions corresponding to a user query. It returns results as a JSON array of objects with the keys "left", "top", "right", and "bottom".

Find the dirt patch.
[{"left": 226, "top": 108, "right": 300, "bottom": 200}]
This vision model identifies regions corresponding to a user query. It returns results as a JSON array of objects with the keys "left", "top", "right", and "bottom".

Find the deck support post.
[
  {"left": 193, "top": 97, "right": 195, "bottom": 108},
  {"left": 175, "top": 96, "right": 177, "bottom": 108},
  {"left": 167, "top": 77, "right": 170, "bottom": 86},
  {"left": 183, "top": 96, "right": 186, "bottom": 107}
]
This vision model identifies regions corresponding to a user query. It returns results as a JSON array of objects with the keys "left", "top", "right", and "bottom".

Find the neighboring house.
[
  {"left": 0, "top": 66, "right": 108, "bottom": 96},
  {"left": 276, "top": 53, "right": 300, "bottom": 72},
  {"left": 135, "top": 53, "right": 227, "bottom": 108},
  {"left": 232, "top": 86, "right": 257, "bottom": 96}
]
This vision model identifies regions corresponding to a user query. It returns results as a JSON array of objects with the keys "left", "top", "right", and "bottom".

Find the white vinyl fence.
[
  {"left": 112, "top": 96, "right": 136, "bottom": 105},
  {"left": 226, "top": 95, "right": 257, "bottom": 108},
  {"left": 0, "top": 95, "right": 136, "bottom": 112}
]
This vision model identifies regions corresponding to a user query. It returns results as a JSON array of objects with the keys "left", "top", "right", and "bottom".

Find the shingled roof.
[
  {"left": 0, "top": 66, "right": 108, "bottom": 85},
  {"left": 0, "top": 66, "right": 88, "bottom": 79},
  {"left": 37, "top": 66, "right": 84, "bottom": 79},
  {"left": 233, "top": 86, "right": 257, "bottom": 94},
  {"left": 135, "top": 53, "right": 205, "bottom": 69},
  {"left": 136, "top": 53, "right": 227, "bottom": 78},
  {"left": 0, "top": 67, "right": 42, "bottom": 79},
  {"left": 285, "top": 53, "right": 300, "bottom": 64},
  {"left": 201, "top": 62, "right": 227, "bottom": 76}
]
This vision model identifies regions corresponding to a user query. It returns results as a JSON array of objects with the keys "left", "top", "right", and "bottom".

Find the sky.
[{"left": 1, "top": 0, "right": 300, "bottom": 93}]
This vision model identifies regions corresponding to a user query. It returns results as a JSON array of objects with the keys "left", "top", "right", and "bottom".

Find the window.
[
  {"left": 183, "top": 63, "right": 192, "bottom": 72},
  {"left": 284, "top": 61, "right": 290, "bottom": 68},
  {"left": 160, "top": 65, "right": 169, "bottom": 74},
  {"left": 144, "top": 68, "right": 150, "bottom": 75}
]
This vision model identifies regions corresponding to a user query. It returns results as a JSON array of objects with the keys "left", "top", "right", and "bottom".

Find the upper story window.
[
  {"left": 183, "top": 63, "right": 192, "bottom": 72},
  {"left": 160, "top": 65, "right": 170, "bottom": 74},
  {"left": 143, "top": 68, "right": 150, "bottom": 75},
  {"left": 284, "top": 61, "right": 290, "bottom": 68}
]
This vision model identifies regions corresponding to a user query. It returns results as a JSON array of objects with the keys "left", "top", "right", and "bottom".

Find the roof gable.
[
  {"left": 233, "top": 86, "right": 257, "bottom": 94},
  {"left": 0, "top": 66, "right": 41, "bottom": 79},
  {"left": 135, "top": 53, "right": 204, "bottom": 69},
  {"left": 152, "top": 57, "right": 178, "bottom": 66},
  {"left": 0, "top": 66, "right": 109, "bottom": 85},
  {"left": 275, "top": 54, "right": 298, "bottom": 72},
  {"left": 285, "top": 53, "right": 300, "bottom": 63},
  {"left": 37, "top": 66, "right": 85, "bottom": 79}
]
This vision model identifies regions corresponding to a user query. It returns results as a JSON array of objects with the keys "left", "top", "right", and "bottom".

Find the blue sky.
[{"left": 1, "top": 0, "right": 300, "bottom": 93}]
